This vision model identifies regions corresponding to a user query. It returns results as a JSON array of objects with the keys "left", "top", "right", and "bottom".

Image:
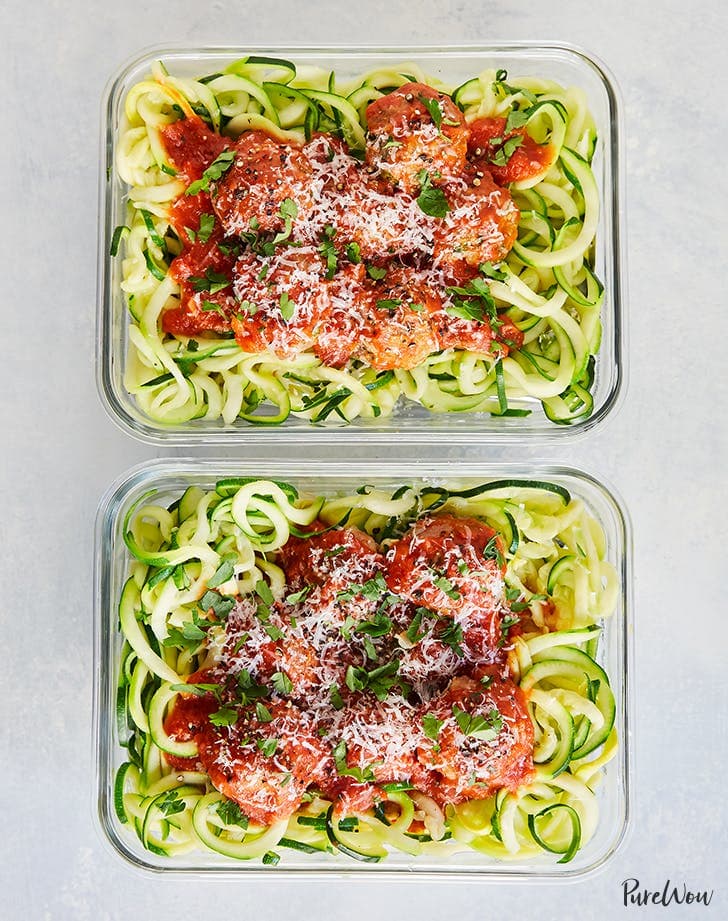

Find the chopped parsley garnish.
[
  {"left": 198, "top": 590, "right": 235, "bottom": 620},
  {"left": 255, "top": 701, "right": 273, "bottom": 723},
  {"left": 207, "top": 555, "right": 236, "bottom": 589},
  {"left": 433, "top": 574, "right": 460, "bottom": 599},
  {"left": 189, "top": 268, "right": 231, "bottom": 295},
  {"left": 319, "top": 239, "right": 338, "bottom": 278},
  {"left": 422, "top": 712, "right": 444, "bottom": 741},
  {"left": 216, "top": 800, "right": 249, "bottom": 829},
  {"left": 439, "top": 620, "right": 464, "bottom": 656},
  {"left": 416, "top": 170, "right": 449, "bottom": 218},
  {"left": 197, "top": 213, "right": 215, "bottom": 243},
  {"left": 157, "top": 790, "right": 186, "bottom": 817},
  {"left": 479, "top": 261, "right": 508, "bottom": 281},
  {"left": 346, "top": 241, "right": 362, "bottom": 264},
  {"left": 492, "top": 70, "right": 538, "bottom": 104},
  {"left": 279, "top": 291, "right": 295, "bottom": 322},
  {"left": 404, "top": 608, "right": 432, "bottom": 645},
  {"left": 235, "top": 669, "right": 269, "bottom": 706},
  {"left": 345, "top": 660, "right": 401, "bottom": 700},
  {"left": 504, "top": 106, "right": 532, "bottom": 134},
  {"left": 162, "top": 618, "right": 206, "bottom": 650},
  {"left": 376, "top": 298, "right": 401, "bottom": 312},
  {"left": 366, "top": 265, "right": 387, "bottom": 281},
  {"left": 200, "top": 300, "right": 226, "bottom": 318},
  {"left": 337, "top": 572, "right": 388, "bottom": 602},
  {"left": 489, "top": 134, "right": 525, "bottom": 167},
  {"left": 329, "top": 684, "right": 345, "bottom": 710},
  {"left": 209, "top": 705, "right": 238, "bottom": 727},
  {"left": 418, "top": 93, "right": 443, "bottom": 129},
  {"left": 256, "top": 737, "right": 278, "bottom": 757},
  {"left": 272, "top": 198, "right": 298, "bottom": 244},
  {"left": 445, "top": 277, "right": 499, "bottom": 327},
  {"left": 271, "top": 671, "right": 293, "bottom": 695},
  {"left": 255, "top": 579, "right": 275, "bottom": 605},
  {"left": 498, "top": 614, "right": 520, "bottom": 647},
  {"left": 332, "top": 740, "right": 378, "bottom": 783},
  {"left": 285, "top": 586, "right": 311, "bottom": 604},
  {"left": 452, "top": 704, "right": 503, "bottom": 741},
  {"left": 264, "top": 623, "right": 285, "bottom": 641},
  {"left": 355, "top": 609, "right": 393, "bottom": 637},
  {"left": 185, "top": 150, "right": 235, "bottom": 196},
  {"left": 318, "top": 225, "right": 338, "bottom": 279},
  {"left": 170, "top": 681, "right": 221, "bottom": 701}
]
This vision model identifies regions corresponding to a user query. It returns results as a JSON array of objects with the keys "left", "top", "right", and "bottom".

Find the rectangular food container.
[
  {"left": 93, "top": 458, "right": 631, "bottom": 877},
  {"left": 97, "top": 44, "right": 625, "bottom": 445}
]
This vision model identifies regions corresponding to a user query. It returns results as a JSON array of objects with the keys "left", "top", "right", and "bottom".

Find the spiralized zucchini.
[
  {"left": 113, "top": 57, "right": 604, "bottom": 428},
  {"left": 113, "top": 477, "right": 619, "bottom": 865}
]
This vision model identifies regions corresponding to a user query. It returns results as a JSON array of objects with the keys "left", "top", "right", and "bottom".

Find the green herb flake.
[
  {"left": 504, "top": 107, "right": 532, "bottom": 134},
  {"left": 189, "top": 267, "right": 231, "bottom": 295},
  {"left": 433, "top": 575, "right": 460, "bottom": 599},
  {"left": 209, "top": 705, "right": 238, "bottom": 727},
  {"left": 439, "top": 620, "right": 464, "bottom": 656},
  {"left": 254, "top": 580, "right": 275, "bottom": 605},
  {"left": 201, "top": 300, "right": 227, "bottom": 318},
  {"left": 157, "top": 790, "right": 185, "bottom": 817},
  {"left": 355, "top": 609, "right": 393, "bottom": 637},
  {"left": 207, "top": 556, "right": 236, "bottom": 589},
  {"left": 404, "top": 608, "right": 430, "bottom": 645},
  {"left": 257, "top": 738, "right": 278, "bottom": 757},
  {"left": 285, "top": 586, "right": 311, "bottom": 604},
  {"left": 255, "top": 702, "right": 274, "bottom": 723},
  {"left": 452, "top": 704, "right": 503, "bottom": 741},
  {"left": 199, "top": 590, "right": 235, "bottom": 620},
  {"left": 498, "top": 614, "right": 520, "bottom": 647},
  {"left": 366, "top": 265, "right": 387, "bottom": 281},
  {"left": 197, "top": 213, "right": 215, "bottom": 244},
  {"left": 272, "top": 197, "right": 299, "bottom": 245},
  {"left": 271, "top": 671, "right": 293, "bottom": 695},
  {"left": 318, "top": 236, "right": 338, "bottom": 279},
  {"left": 346, "top": 242, "right": 362, "bottom": 264},
  {"left": 264, "top": 623, "right": 284, "bottom": 641},
  {"left": 422, "top": 712, "right": 444, "bottom": 741},
  {"left": 170, "top": 681, "right": 221, "bottom": 700},
  {"left": 185, "top": 149, "right": 235, "bottom": 196},
  {"left": 418, "top": 94, "right": 443, "bottom": 130},
  {"left": 479, "top": 261, "right": 508, "bottom": 281},
  {"left": 216, "top": 800, "right": 249, "bottom": 829},
  {"left": 490, "top": 134, "right": 525, "bottom": 167},
  {"left": 376, "top": 298, "right": 401, "bottom": 312},
  {"left": 279, "top": 291, "right": 295, "bottom": 322},
  {"left": 416, "top": 170, "right": 449, "bottom": 218},
  {"left": 329, "top": 684, "right": 345, "bottom": 710}
]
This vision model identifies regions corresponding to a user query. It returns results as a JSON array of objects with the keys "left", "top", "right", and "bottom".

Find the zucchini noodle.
[
  {"left": 113, "top": 57, "right": 604, "bottom": 428},
  {"left": 113, "top": 477, "right": 619, "bottom": 865}
]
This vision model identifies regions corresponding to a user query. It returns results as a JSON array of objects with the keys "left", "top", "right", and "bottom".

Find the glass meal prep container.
[
  {"left": 97, "top": 44, "right": 626, "bottom": 445},
  {"left": 93, "top": 458, "right": 631, "bottom": 878}
]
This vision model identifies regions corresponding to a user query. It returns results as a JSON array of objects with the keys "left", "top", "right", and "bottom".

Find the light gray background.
[{"left": 3, "top": 0, "right": 727, "bottom": 918}]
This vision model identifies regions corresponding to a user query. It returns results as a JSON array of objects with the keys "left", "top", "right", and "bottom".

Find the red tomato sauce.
[
  {"left": 467, "top": 117, "right": 553, "bottom": 185},
  {"left": 163, "top": 516, "right": 534, "bottom": 825},
  {"left": 161, "top": 116, "right": 229, "bottom": 181},
  {"left": 156, "top": 88, "right": 530, "bottom": 368}
]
